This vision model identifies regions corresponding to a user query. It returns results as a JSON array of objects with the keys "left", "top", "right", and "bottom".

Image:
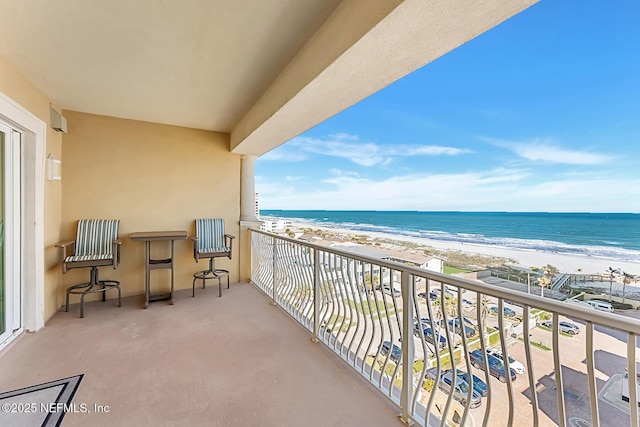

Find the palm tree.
[
  {"left": 538, "top": 276, "right": 550, "bottom": 298},
  {"left": 622, "top": 272, "right": 634, "bottom": 304},
  {"left": 480, "top": 297, "right": 490, "bottom": 330},
  {"left": 538, "top": 268, "right": 555, "bottom": 298},
  {"left": 433, "top": 299, "right": 443, "bottom": 330},
  {"left": 606, "top": 267, "right": 620, "bottom": 302}
]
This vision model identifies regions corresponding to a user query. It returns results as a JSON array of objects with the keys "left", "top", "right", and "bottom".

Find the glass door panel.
[
  {"left": 0, "top": 127, "right": 5, "bottom": 337},
  {"left": 0, "top": 121, "right": 20, "bottom": 345}
]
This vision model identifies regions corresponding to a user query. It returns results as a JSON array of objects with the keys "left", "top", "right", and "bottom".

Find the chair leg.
[
  {"left": 80, "top": 293, "right": 86, "bottom": 318},
  {"left": 193, "top": 256, "right": 229, "bottom": 297},
  {"left": 65, "top": 267, "right": 120, "bottom": 317}
]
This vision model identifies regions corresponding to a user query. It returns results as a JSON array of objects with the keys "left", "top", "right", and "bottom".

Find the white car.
[
  {"left": 381, "top": 283, "right": 401, "bottom": 298},
  {"left": 486, "top": 347, "right": 525, "bottom": 374},
  {"left": 541, "top": 320, "right": 580, "bottom": 335}
]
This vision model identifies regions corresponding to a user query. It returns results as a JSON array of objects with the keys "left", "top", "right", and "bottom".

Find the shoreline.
[{"left": 291, "top": 222, "right": 640, "bottom": 276}]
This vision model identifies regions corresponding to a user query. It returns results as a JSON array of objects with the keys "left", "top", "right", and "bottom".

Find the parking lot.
[{"left": 414, "top": 283, "right": 638, "bottom": 426}]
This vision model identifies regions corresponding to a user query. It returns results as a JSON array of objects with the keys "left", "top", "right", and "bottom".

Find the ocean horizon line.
[{"left": 261, "top": 209, "right": 639, "bottom": 215}]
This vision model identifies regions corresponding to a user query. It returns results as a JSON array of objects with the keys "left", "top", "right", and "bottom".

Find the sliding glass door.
[{"left": 0, "top": 120, "right": 21, "bottom": 345}]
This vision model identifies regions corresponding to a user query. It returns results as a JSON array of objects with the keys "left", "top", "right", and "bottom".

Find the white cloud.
[
  {"left": 487, "top": 137, "right": 615, "bottom": 165},
  {"left": 396, "top": 145, "right": 472, "bottom": 156},
  {"left": 328, "top": 169, "right": 361, "bottom": 177},
  {"left": 260, "top": 147, "right": 307, "bottom": 162},
  {"left": 329, "top": 132, "right": 359, "bottom": 141},
  {"left": 267, "top": 134, "right": 472, "bottom": 167},
  {"left": 258, "top": 168, "right": 640, "bottom": 212},
  {"left": 301, "top": 138, "right": 384, "bottom": 166}
]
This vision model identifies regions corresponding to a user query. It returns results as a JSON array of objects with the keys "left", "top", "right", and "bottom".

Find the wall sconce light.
[{"left": 47, "top": 154, "right": 61, "bottom": 181}]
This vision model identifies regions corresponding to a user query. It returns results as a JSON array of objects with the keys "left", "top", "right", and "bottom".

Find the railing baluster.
[
  {"left": 354, "top": 260, "right": 370, "bottom": 373},
  {"left": 439, "top": 282, "right": 455, "bottom": 425},
  {"left": 497, "top": 298, "right": 515, "bottom": 427},
  {"left": 628, "top": 334, "right": 638, "bottom": 426},
  {"left": 552, "top": 312, "right": 567, "bottom": 427},
  {"left": 498, "top": 298, "right": 513, "bottom": 426},
  {"left": 523, "top": 305, "right": 540, "bottom": 427},
  {"left": 271, "top": 234, "right": 277, "bottom": 304},
  {"left": 477, "top": 292, "right": 492, "bottom": 427},
  {"left": 422, "top": 283, "right": 440, "bottom": 427},
  {"left": 313, "top": 248, "right": 320, "bottom": 342},
  {"left": 457, "top": 288, "right": 472, "bottom": 427},
  {"left": 400, "top": 270, "right": 413, "bottom": 424},
  {"left": 586, "top": 321, "right": 599, "bottom": 427}
]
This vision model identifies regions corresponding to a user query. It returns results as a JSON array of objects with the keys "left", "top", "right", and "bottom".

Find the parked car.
[
  {"left": 380, "top": 341, "right": 402, "bottom": 363},
  {"left": 432, "top": 288, "right": 455, "bottom": 298},
  {"left": 416, "top": 326, "right": 447, "bottom": 349},
  {"left": 486, "top": 347, "right": 525, "bottom": 374},
  {"left": 413, "top": 317, "right": 432, "bottom": 332},
  {"left": 441, "top": 318, "right": 476, "bottom": 338},
  {"left": 489, "top": 305, "right": 517, "bottom": 318},
  {"left": 461, "top": 316, "right": 476, "bottom": 327},
  {"left": 469, "top": 349, "right": 517, "bottom": 382},
  {"left": 417, "top": 291, "right": 438, "bottom": 300},
  {"left": 413, "top": 319, "right": 446, "bottom": 346},
  {"left": 381, "top": 283, "right": 401, "bottom": 298},
  {"left": 541, "top": 320, "right": 580, "bottom": 335},
  {"left": 437, "top": 370, "right": 482, "bottom": 408},
  {"left": 586, "top": 300, "right": 614, "bottom": 312},
  {"left": 462, "top": 298, "right": 474, "bottom": 308},
  {"left": 456, "top": 371, "right": 488, "bottom": 397}
]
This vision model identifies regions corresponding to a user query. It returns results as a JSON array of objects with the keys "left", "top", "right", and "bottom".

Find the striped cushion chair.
[
  {"left": 56, "top": 219, "right": 122, "bottom": 318},
  {"left": 192, "top": 218, "right": 235, "bottom": 297}
]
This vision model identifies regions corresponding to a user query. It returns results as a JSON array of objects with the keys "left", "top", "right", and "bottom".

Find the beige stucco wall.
[
  {"left": 59, "top": 111, "right": 240, "bottom": 304},
  {"left": 0, "top": 53, "right": 63, "bottom": 323}
]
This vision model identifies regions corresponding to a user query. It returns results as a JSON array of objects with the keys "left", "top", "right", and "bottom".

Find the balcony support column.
[{"left": 239, "top": 155, "right": 261, "bottom": 282}]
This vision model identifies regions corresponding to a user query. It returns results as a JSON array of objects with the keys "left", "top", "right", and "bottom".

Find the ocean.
[{"left": 259, "top": 210, "right": 640, "bottom": 262}]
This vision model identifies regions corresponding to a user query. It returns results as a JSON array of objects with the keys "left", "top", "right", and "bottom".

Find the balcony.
[
  {"left": 250, "top": 229, "right": 640, "bottom": 426},
  {"left": 0, "top": 283, "right": 403, "bottom": 426},
  {"left": 2, "top": 229, "right": 638, "bottom": 426}
]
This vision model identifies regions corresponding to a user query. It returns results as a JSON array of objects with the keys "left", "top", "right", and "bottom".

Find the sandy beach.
[{"left": 293, "top": 222, "right": 640, "bottom": 276}]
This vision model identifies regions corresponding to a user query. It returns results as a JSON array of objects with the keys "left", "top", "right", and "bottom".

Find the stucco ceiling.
[
  {"left": 0, "top": 0, "right": 538, "bottom": 155},
  {"left": 0, "top": 0, "right": 343, "bottom": 132}
]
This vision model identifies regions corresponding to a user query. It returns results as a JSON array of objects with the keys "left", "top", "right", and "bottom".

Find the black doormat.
[{"left": 0, "top": 374, "right": 83, "bottom": 427}]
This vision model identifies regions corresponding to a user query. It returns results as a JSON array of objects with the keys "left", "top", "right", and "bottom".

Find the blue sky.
[{"left": 256, "top": 1, "right": 640, "bottom": 213}]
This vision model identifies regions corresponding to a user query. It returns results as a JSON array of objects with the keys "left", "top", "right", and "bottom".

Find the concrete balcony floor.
[{"left": 0, "top": 283, "right": 403, "bottom": 426}]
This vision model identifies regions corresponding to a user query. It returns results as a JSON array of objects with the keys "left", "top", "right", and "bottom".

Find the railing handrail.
[{"left": 250, "top": 228, "right": 640, "bottom": 335}]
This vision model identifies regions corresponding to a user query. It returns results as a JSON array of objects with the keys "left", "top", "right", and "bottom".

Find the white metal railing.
[{"left": 250, "top": 229, "right": 640, "bottom": 427}]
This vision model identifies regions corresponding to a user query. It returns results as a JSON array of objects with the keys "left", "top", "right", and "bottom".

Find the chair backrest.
[
  {"left": 74, "top": 219, "right": 119, "bottom": 256},
  {"left": 195, "top": 218, "right": 226, "bottom": 251}
]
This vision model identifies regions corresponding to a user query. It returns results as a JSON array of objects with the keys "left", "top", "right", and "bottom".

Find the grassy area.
[
  {"left": 537, "top": 324, "right": 574, "bottom": 337},
  {"left": 443, "top": 265, "right": 472, "bottom": 274},
  {"left": 612, "top": 301, "right": 633, "bottom": 310},
  {"left": 347, "top": 298, "right": 399, "bottom": 319},
  {"left": 518, "top": 337, "right": 552, "bottom": 351},
  {"left": 323, "top": 315, "right": 357, "bottom": 332}
]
